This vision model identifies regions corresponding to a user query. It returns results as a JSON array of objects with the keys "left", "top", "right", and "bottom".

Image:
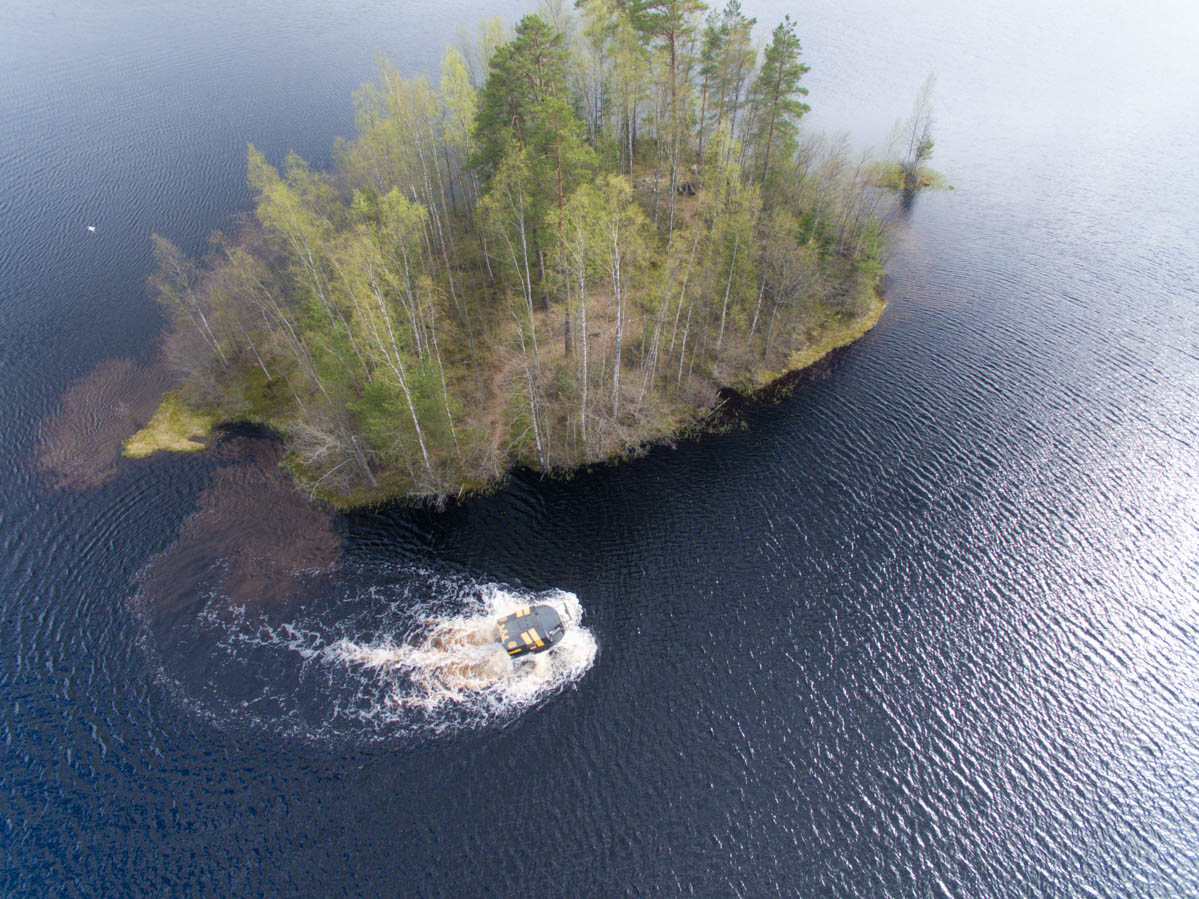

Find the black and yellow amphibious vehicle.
[{"left": 496, "top": 604, "right": 566, "bottom": 658}]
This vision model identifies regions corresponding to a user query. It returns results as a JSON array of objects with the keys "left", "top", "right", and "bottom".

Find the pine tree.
[
  {"left": 471, "top": 14, "right": 590, "bottom": 196},
  {"left": 626, "top": 0, "right": 706, "bottom": 213},
  {"left": 748, "top": 15, "right": 810, "bottom": 185},
  {"left": 472, "top": 16, "right": 595, "bottom": 305}
]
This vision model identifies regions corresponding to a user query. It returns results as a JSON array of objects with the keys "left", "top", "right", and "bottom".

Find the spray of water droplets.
[{"left": 134, "top": 567, "right": 597, "bottom": 744}]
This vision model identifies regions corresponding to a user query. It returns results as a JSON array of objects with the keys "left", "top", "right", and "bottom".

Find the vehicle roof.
[{"left": 497, "top": 604, "right": 564, "bottom": 655}]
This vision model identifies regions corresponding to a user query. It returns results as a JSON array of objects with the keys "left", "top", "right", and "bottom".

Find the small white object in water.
[{"left": 87, "top": 225, "right": 95, "bottom": 232}]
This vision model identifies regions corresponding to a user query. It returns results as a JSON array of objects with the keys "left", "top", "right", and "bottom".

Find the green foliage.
[
  {"left": 748, "top": 15, "right": 809, "bottom": 184},
  {"left": 148, "top": 7, "right": 897, "bottom": 503},
  {"left": 440, "top": 49, "right": 477, "bottom": 155},
  {"left": 349, "top": 379, "right": 407, "bottom": 455},
  {"left": 471, "top": 15, "right": 590, "bottom": 185}
]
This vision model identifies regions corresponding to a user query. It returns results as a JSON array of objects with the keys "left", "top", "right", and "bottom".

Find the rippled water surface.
[{"left": 3, "top": 0, "right": 1198, "bottom": 894}]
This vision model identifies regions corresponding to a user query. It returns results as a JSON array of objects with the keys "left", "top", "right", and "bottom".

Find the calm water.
[{"left": 3, "top": 0, "right": 1198, "bottom": 893}]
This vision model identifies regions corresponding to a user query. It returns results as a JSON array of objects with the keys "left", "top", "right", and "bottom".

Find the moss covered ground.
[{"left": 123, "top": 392, "right": 217, "bottom": 458}]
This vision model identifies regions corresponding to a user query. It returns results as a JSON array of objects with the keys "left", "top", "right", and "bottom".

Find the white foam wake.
[
  {"left": 328, "top": 586, "right": 597, "bottom": 718},
  {"left": 136, "top": 569, "right": 598, "bottom": 742}
]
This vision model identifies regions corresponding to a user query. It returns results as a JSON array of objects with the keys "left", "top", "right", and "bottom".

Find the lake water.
[{"left": 3, "top": 0, "right": 1198, "bottom": 893}]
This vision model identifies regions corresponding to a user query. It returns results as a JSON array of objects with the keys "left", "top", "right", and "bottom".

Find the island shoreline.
[{"left": 124, "top": 290, "right": 885, "bottom": 511}]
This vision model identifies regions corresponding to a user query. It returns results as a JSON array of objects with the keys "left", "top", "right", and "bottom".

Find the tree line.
[{"left": 151, "top": 1, "right": 892, "bottom": 503}]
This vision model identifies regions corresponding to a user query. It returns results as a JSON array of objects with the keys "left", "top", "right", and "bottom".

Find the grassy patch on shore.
[
  {"left": 783, "top": 294, "right": 887, "bottom": 376},
  {"left": 123, "top": 392, "right": 217, "bottom": 458},
  {"left": 872, "top": 162, "right": 951, "bottom": 191}
]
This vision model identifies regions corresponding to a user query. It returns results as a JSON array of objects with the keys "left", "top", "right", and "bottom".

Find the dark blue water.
[{"left": 3, "top": 0, "right": 1198, "bottom": 893}]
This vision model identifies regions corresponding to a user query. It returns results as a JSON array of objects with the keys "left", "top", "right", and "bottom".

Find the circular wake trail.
[{"left": 135, "top": 567, "right": 597, "bottom": 743}]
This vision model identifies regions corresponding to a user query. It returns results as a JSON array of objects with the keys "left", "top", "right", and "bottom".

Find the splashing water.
[
  {"left": 134, "top": 567, "right": 598, "bottom": 743},
  {"left": 330, "top": 588, "right": 597, "bottom": 715}
]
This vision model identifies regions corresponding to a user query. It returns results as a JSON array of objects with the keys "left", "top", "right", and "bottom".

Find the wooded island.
[{"left": 147, "top": 1, "right": 903, "bottom": 505}]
